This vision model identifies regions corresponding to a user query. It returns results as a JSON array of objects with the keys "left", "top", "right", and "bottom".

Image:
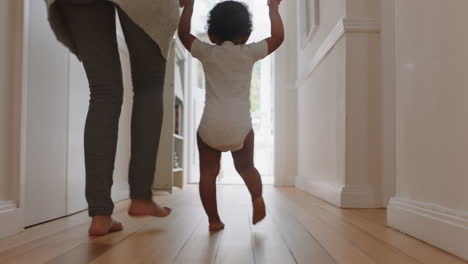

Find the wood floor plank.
[
  {"left": 0, "top": 190, "right": 180, "bottom": 255},
  {"left": 264, "top": 188, "right": 375, "bottom": 264},
  {"left": 46, "top": 243, "right": 114, "bottom": 264},
  {"left": 307, "top": 191, "right": 466, "bottom": 264},
  {"left": 280, "top": 188, "right": 467, "bottom": 264},
  {"left": 0, "top": 221, "right": 93, "bottom": 264},
  {"left": 0, "top": 189, "right": 180, "bottom": 264},
  {"left": 213, "top": 186, "right": 255, "bottom": 264},
  {"left": 88, "top": 187, "right": 197, "bottom": 248},
  {"left": 45, "top": 206, "right": 173, "bottom": 264},
  {"left": 173, "top": 216, "right": 223, "bottom": 264},
  {"left": 265, "top": 189, "right": 336, "bottom": 264},
  {"left": 348, "top": 209, "right": 388, "bottom": 225},
  {"left": 1, "top": 185, "right": 464, "bottom": 264},
  {"left": 250, "top": 210, "right": 297, "bottom": 264},
  {"left": 0, "top": 200, "right": 126, "bottom": 254},
  {"left": 90, "top": 201, "right": 204, "bottom": 264},
  {"left": 276, "top": 188, "right": 420, "bottom": 264}
]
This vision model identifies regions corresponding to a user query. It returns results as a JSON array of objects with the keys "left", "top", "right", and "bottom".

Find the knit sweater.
[{"left": 45, "top": 0, "right": 180, "bottom": 59}]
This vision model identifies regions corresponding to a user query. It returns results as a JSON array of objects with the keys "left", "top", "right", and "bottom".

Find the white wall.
[
  {"left": 292, "top": 0, "right": 383, "bottom": 207},
  {"left": 394, "top": 0, "right": 468, "bottom": 212},
  {"left": 273, "top": 0, "right": 300, "bottom": 186},
  {"left": 388, "top": 0, "right": 468, "bottom": 259},
  {"left": 344, "top": 1, "right": 381, "bottom": 208},
  {"left": 0, "top": 0, "right": 20, "bottom": 202},
  {"left": 295, "top": 0, "right": 347, "bottom": 196},
  {"left": 379, "top": 0, "right": 396, "bottom": 207}
]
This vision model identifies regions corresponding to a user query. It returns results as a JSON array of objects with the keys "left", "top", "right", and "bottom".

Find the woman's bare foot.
[
  {"left": 252, "top": 196, "right": 266, "bottom": 225},
  {"left": 209, "top": 221, "right": 225, "bottom": 232},
  {"left": 88, "top": 216, "right": 123, "bottom": 236},
  {"left": 128, "top": 200, "right": 172, "bottom": 217}
]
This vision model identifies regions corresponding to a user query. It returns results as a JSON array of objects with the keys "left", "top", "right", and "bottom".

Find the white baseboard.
[
  {"left": 295, "top": 177, "right": 379, "bottom": 208},
  {"left": 0, "top": 201, "right": 23, "bottom": 239},
  {"left": 341, "top": 184, "right": 379, "bottom": 208},
  {"left": 296, "top": 177, "right": 342, "bottom": 206},
  {"left": 388, "top": 197, "right": 468, "bottom": 260}
]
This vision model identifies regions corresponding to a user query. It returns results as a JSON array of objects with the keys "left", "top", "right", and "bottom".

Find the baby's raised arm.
[
  {"left": 178, "top": 0, "right": 197, "bottom": 51},
  {"left": 265, "top": 0, "right": 285, "bottom": 54}
]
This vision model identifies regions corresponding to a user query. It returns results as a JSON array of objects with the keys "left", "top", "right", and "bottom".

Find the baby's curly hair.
[{"left": 207, "top": 1, "right": 253, "bottom": 42}]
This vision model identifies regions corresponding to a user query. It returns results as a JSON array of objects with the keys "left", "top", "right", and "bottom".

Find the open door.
[
  {"left": 187, "top": 57, "right": 205, "bottom": 183},
  {"left": 23, "top": 0, "right": 133, "bottom": 225},
  {"left": 23, "top": 0, "right": 69, "bottom": 226}
]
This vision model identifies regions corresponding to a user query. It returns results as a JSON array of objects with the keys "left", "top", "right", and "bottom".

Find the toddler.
[{"left": 178, "top": 0, "right": 284, "bottom": 231}]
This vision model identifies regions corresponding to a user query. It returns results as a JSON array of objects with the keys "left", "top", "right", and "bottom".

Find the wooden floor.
[{"left": 0, "top": 185, "right": 465, "bottom": 264}]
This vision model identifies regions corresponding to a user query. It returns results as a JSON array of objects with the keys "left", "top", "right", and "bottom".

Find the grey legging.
[{"left": 58, "top": 0, "right": 166, "bottom": 216}]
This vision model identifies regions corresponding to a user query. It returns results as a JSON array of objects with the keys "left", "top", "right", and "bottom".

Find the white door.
[
  {"left": 188, "top": 58, "right": 205, "bottom": 183},
  {"left": 66, "top": 56, "right": 88, "bottom": 214},
  {"left": 24, "top": 0, "right": 69, "bottom": 226},
  {"left": 66, "top": 22, "right": 132, "bottom": 214},
  {"left": 24, "top": 1, "right": 133, "bottom": 223}
]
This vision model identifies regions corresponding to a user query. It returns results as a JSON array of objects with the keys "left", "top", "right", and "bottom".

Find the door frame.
[
  {"left": 380, "top": 0, "right": 397, "bottom": 207},
  {"left": 0, "top": 0, "right": 28, "bottom": 238}
]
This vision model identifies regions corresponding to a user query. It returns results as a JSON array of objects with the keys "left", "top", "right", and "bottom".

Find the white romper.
[{"left": 191, "top": 39, "right": 269, "bottom": 152}]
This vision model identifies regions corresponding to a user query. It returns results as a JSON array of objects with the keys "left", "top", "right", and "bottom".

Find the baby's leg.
[
  {"left": 197, "top": 134, "right": 225, "bottom": 231},
  {"left": 232, "top": 130, "right": 266, "bottom": 225}
]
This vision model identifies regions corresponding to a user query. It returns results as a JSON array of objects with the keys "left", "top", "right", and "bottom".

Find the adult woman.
[{"left": 46, "top": 0, "right": 179, "bottom": 236}]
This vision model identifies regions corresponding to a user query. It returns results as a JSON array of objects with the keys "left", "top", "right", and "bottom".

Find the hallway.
[
  {"left": 0, "top": 185, "right": 464, "bottom": 264},
  {"left": 0, "top": 0, "right": 468, "bottom": 262}
]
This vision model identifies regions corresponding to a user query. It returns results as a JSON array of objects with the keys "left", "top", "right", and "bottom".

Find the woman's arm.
[
  {"left": 265, "top": 0, "right": 285, "bottom": 54},
  {"left": 178, "top": 0, "right": 196, "bottom": 51}
]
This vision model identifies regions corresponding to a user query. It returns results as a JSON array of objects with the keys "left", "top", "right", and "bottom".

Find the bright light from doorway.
[{"left": 191, "top": 0, "right": 275, "bottom": 185}]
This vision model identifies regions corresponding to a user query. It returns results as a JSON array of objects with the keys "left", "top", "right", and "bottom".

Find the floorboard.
[
  {"left": 250, "top": 210, "right": 297, "bottom": 264},
  {"left": 90, "top": 189, "right": 204, "bottom": 264},
  {"left": 279, "top": 188, "right": 467, "bottom": 264},
  {"left": 0, "top": 185, "right": 464, "bottom": 264},
  {"left": 264, "top": 188, "right": 375, "bottom": 264},
  {"left": 213, "top": 186, "right": 255, "bottom": 264},
  {"left": 173, "top": 216, "right": 222, "bottom": 264},
  {"left": 265, "top": 190, "right": 336, "bottom": 264}
]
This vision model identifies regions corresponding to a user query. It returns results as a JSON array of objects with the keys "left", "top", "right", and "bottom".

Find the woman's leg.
[
  {"left": 58, "top": 0, "right": 124, "bottom": 235},
  {"left": 117, "top": 8, "right": 170, "bottom": 217},
  {"left": 197, "top": 134, "right": 224, "bottom": 231},
  {"left": 232, "top": 130, "right": 266, "bottom": 224}
]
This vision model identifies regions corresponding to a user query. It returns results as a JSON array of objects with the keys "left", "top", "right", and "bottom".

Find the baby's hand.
[
  {"left": 268, "top": 0, "right": 282, "bottom": 6},
  {"left": 180, "top": 0, "right": 194, "bottom": 8}
]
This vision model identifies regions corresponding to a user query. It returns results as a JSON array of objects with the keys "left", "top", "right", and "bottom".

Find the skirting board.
[
  {"left": 0, "top": 201, "right": 23, "bottom": 239},
  {"left": 295, "top": 177, "right": 380, "bottom": 208},
  {"left": 388, "top": 197, "right": 468, "bottom": 260}
]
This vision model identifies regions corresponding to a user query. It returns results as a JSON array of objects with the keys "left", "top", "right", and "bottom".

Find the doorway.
[{"left": 187, "top": 0, "right": 275, "bottom": 185}]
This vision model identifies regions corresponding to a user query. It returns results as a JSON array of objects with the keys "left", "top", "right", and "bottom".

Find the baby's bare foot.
[
  {"left": 88, "top": 216, "right": 123, "bottom": 236},
  {"left": 128, "top": 200, "right": 172, "bottom": 217},
  {"left": 252, "top": 196, "right": 266, "bottom": 225},
  {"left": 209, "top": 221, "right": 225, "bottom": 232}
]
